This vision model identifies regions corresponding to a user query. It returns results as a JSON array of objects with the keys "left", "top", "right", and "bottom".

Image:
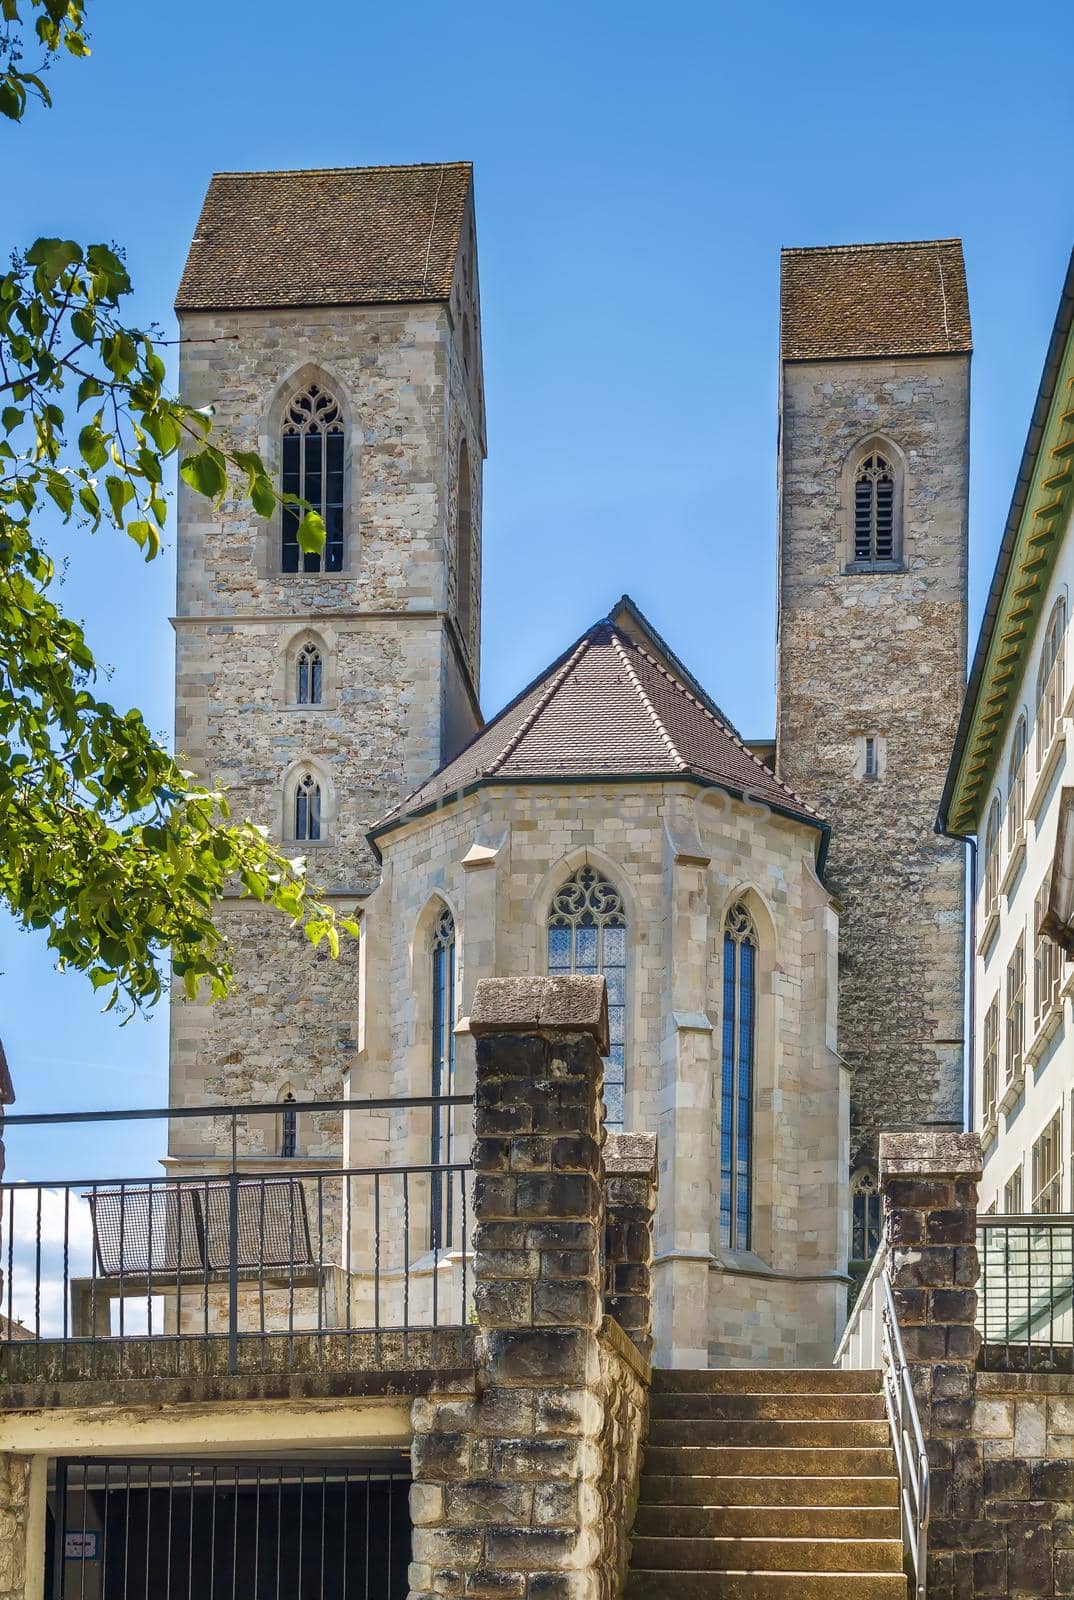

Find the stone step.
[
  {"left": 625, "top": 1572, "right": 908, "bottom": 1599},
  {"left": 648, "top": 1418, "right": 892, "bottom": 1448},
  {"left": 629, "top": 1536, "right": 904, "bottom": 1573},
  {"left": 633, "top": 1505, "right": 902, "bottom": 1541},
  {"left": 651, "top": 1368, "right": 883, "bottom": 1396},
  {"left": 642, "top": 1445, "right": 895, "bottom": 1478},
  {"left": 639, "top": 1475, "right": 900, "bottom": 1508},
  {"left": 651, "top": 1392, "right": 887, "bottom": 1422}
]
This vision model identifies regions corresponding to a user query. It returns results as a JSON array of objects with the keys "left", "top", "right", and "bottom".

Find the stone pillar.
[
  {"left": 880, "top": 1130, "right": 983, "bottom": 1599},
  {"left": 411, "top": 973, "right": 652, "bottom": 1600},
  {"left": 603, "top": 1131, "right": 658, "bottom": 1359},
  {"left": 0, "top": 1455, "right": 31, "bottom": 1600}
]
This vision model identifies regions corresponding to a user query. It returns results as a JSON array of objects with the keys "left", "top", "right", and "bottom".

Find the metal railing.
[
  {"left": 0, "top": 1094, "right": 475, "bottom": 1378},
  {"left": 977, "top": 1214, "right": 1074, "bottom": 1360},
  {"left": 835, "top": 1244, "right": 930, "bottom": 1599}
]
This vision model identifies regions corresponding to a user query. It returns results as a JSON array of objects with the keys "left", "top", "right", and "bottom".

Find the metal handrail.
[{"left": 836, "top": 1243, "right": 930, "bottom": 1599}]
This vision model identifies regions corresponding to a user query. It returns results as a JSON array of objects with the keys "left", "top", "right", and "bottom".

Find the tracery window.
[
  {"left": 1036, "top": 597, "right": 1067, "bottom": 768},
  {"left": 983, "top": 795, "right": 1001, "bottom": 919},
  {"left": 281, "top": 383, "right": 344, "bottom": 574},
  {"left": 296, "top": 641, "right": 323, "bottom": 706},
  {"left": 430, "top": 907, "right": 456, "bottom": 1250},
  {"left": 720, "top": 901, "right": 757, "bottom": 1252},
  {"left": 1008, "top": 714, "right": 1028, "bottom": 849},
  {"left": 547, "top": 867, "right": 626, "bottom": 1130},
  {"left": 851, "top": 1169, "right": 881, "bottom": 1261},
  {"left": 293, "top": 772, "right": 322, "bottom": 842},
  {"left": 853, "top": 452, "right": 898, "bottom": 565}
]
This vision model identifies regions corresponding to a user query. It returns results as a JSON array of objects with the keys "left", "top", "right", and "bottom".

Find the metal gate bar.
[{"left": 48, "top": 1459, "right": 411, "bottom": 1600}]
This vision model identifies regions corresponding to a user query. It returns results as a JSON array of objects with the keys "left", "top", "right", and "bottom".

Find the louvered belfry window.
[
  {"left": 281, "top": 384, "right": 344, "bottom": 573},
  {"left": 853, "top": 453, "right": 897, "bottom": 564}
]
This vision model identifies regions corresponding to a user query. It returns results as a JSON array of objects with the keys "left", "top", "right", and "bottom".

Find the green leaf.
[
  {"left": 250, "top": 476, "right": 276, "bottom": 519},
  {"left": 0, "top": 78, "right": 27, "bottom": 121},
  {"left": 180, "top": 448, "right": 228, "bottom": 501},
  {"left": 26, "top": 237, "right": 81, "bottom": 281},
  {"left": 1, "top": 406, "right": 22, "bottom": 433},
  {"left": 296, "top": 510, "right": 326, "bottom": 554},
  {"left": 105, "top": 475, "right": 135, "bottom": 524},
  {"left": 77, "top": 421, "right": 107, "bottom": 471},
  {"left": 77, "top": 376, "right": 104, "bottom": 406}
]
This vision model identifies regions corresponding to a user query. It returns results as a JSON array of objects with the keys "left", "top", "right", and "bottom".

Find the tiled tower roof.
[
  {"left": 781, "top": 238, "right": 972, "bottom": 361},
  {"left": 372, "top": 599, "right": 824, "bottom": 841},
  {"left": 176, "top": 162, "right": 472, "bottom": 311}
]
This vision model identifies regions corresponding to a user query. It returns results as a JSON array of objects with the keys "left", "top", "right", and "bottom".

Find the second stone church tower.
[
  {"left": 169, "top": 163, "right": 485, "bottom": 1132},
  {"left": 775, "top": 240, "right": 970, "bottom": 1183}
]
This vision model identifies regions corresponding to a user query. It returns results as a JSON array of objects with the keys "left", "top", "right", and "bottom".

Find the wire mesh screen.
[
  {"left": 977, "top": 1220, "right": 1074, "bottom": 1348},
  {"left": 89, "top": 1180, "right": 313, "bottom": 1276}
]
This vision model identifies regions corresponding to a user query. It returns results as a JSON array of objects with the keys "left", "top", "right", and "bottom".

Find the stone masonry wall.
[
  {"left": 778, "top": 354, "right": 969, "bottom": 1169},
  {"left": 408, "top": 975, "right": 652, "bottom": 1600},
  {"left": 0, "top": 1456, "right": 29, "bottom": 1600},
  {"left": 880, "top": 1130, "right": 1074, "bottom": 1599}
]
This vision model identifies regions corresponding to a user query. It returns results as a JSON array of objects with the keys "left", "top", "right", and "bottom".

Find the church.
[{"left": 167, "top": 162, "right": 970, "bottom": 1367}]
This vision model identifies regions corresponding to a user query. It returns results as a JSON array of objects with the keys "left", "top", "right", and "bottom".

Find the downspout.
[{"left": 935, "top": 820, "right": 977, "bottom": 1133}]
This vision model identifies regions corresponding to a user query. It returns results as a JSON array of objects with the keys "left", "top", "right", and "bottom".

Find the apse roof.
[{"left": 371, "top": 597, "right": 825, "bottom": 847}]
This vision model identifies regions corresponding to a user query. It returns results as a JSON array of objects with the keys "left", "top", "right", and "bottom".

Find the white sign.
[{"left": 64, "top": 1531, "right": 99, "bottom": 1560}]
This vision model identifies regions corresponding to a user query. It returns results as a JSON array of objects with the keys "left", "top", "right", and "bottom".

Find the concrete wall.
[
  {"left": 357, "top": 779, "right": 849, "bottom": 1368},
  {"left": 778, "top": 352, "right": 969, "bottom": 1173}
]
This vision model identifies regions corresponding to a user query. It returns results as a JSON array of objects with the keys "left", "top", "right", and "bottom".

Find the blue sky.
[{"left": 1, "top": 0, "right": 1072, "bottom": 1173}]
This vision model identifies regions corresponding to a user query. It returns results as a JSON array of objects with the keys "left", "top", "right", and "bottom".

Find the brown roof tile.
[
  {"left": 781, "top": 238, "right": 972, "bottom": 361},
  {"left": 176, "top": 162, "right": 471, "bottom": 312},
  {"left": 372, "top": 602, "right": 824, "bottom": 839}
]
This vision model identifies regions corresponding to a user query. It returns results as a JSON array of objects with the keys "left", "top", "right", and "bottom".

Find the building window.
[
  {"left": 982, "top": 995, "right": 999, "bottom": 1127},
  {"left": 851, "top": 1168, "right": 881, "bottom": 1261},
  {"left": 1036, "top": 596, "right": 1067, "bottom": 769},
  {"left": 456, "top": 438, "right": 473, "bottom": 650},
  {"left": 1004, "top": 1166, "right": 1023, "bottom": 1214},
  {"left": 279, "top": 1091, "right": 298, "bottom": 1158},
  {"left": 864, "top": 735, "right": 879, "bottom": 779},
  {"left": 853, "top": 452, "right": 898, "bottom": 565},
  {"left": 296, "top": 642, "right": 323, "bottom": 706},
  {"left": 1035, "top": 876, "right": 1061, "bottom": 1032},
  {"left": 547, "top": 866, "right": 627, "bottom": 1130},
  {"left": 293, "top": 772, "right": 322, "bottom": 842},
  {"left": 1008, "top": 714, "right": 1028, "bottom": 849},
  {"left": 281, "top": 383, "right": 345, "bottom": 574},
  {"left": 1032, "top": 1111, "right": 1063, "bottom": 1214},
  {"left": 720, "top": 901, "right": 757, "bottom": 1252},
  {"left": 1006, "top": 936, "right": 1025, "bottom": 1087},
  {"left": 984, "top": 795, "right": 1002, "bottom": 920},
  {"left": 430, "top": 907, "right": 456, "bottom": 1250}
]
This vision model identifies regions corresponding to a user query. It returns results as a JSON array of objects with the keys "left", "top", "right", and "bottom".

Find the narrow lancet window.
[
  {"left": 280, "top": 1092, "right": 298, "bottom": 1158},
  {"left": 293, "top": 772, "right": 321, "bottom": 842},
  {"left": 430, "top": 907, "right": 456, "bottom": 1249},
  {"left": 853, "top": 453, "right": 897, "bottom": 564},
  {"left": 720, "top": 901, "right": 757, "bottom": 1251},
  {"left": 547, "top": 867, "right": 627, "bottom": 1130},
  {"left": 296, "top": 642, "right": 323, "bottom": 706},
  {"left": 281, "top": 383, "right": 344, "bottom": 574}
]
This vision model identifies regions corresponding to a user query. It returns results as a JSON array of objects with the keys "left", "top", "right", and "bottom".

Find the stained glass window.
[
  {"left": 547, "top": 867, "right": 627, "bottom": 1130},
  {"left": 720, "top": 901, "right": 756, "bottom": 1251},
  {"left": 281, "top": 383, "right": 344, "bottom": 574},
  {"left": 431, "top": 907, "right": 456, "bottom": 1250},
  {"left": 851, "top": 1169, "right": 881, "bottom": 1260},
  {"left": 853, "top": 453, "right": 897, "bottom": 564}
]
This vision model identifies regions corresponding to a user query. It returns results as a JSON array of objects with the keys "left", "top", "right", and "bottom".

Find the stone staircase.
[{"left": 625, "top": 1367, "right": 908, "bottom": 1599}]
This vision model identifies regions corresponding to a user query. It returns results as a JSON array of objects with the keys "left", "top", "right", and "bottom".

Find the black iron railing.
[
  {"left": 977, "top": 1214, "right": 1074, "bottom": 1360},
  {"left": 0, "top": 1095, "right": 474, "bottom": 1377}
]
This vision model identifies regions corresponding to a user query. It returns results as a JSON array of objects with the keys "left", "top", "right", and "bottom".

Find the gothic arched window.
[
  {"left": 296, "top": 641, "right": 323, "bottom": 706},
  {"left": 293, "top": 772, "right": 322, "bottom": 842},
  {"left": 851, "top": 1168, "right": 881, "bottom": 1261},
  {"left": 281, "top": 383, "right": 344, "bottom": 574},
  {"left": 430, "top": 906, "right": 456, "bottom": 1250},
  {"left": 1007, "top": 714, "right": 1028, "bottom": 850},
  {"left": 456, "top": 438, "right": 473, "bottom": 648},
  {"left": 720, "top": 901, "right": 757, "bottom": 1251},
  {"left": 547, "top": 867, "right": 627, "bottom": 1130},
  {"left": 1036, "top": 596, "right": 1067, "bottom": 767},
  {"left": 279, "top": 1091, "right": 298, "bottom": 1159},
  {"left": 853, "top": 451, "right": 898, "bottom": 565}
]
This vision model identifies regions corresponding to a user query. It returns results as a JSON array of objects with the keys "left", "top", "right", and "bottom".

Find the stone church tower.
[
  {"left": 168, "top": 164, "right": 484, "bottom": 1140},
  {"left": 776, "top": 240, "right": 970, "bottom": 1182}
]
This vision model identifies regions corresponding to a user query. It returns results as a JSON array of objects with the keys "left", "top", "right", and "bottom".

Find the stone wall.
[
  {"left": 0, "top": 1457, "right": 29, "bottom": 1600},
  {"left": 408, "top": 976, "right": 652, "bottom": 1600},
  {"left": 879, "top": 1130, "right": 1074, "bottom": 1599},
  {"left": 778, "top": 352, "right": 969, "bottom": 1170},
  {"left": 603, "top": 1133, "right": 658, "bottom": 1360},
  {"left": 359, "top": 776, "right": 848, "bottom": 1368}
]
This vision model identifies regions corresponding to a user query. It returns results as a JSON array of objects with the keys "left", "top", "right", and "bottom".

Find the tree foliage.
[{"left": 0, "top": 0, "right": 354, "bottom": 1014}]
